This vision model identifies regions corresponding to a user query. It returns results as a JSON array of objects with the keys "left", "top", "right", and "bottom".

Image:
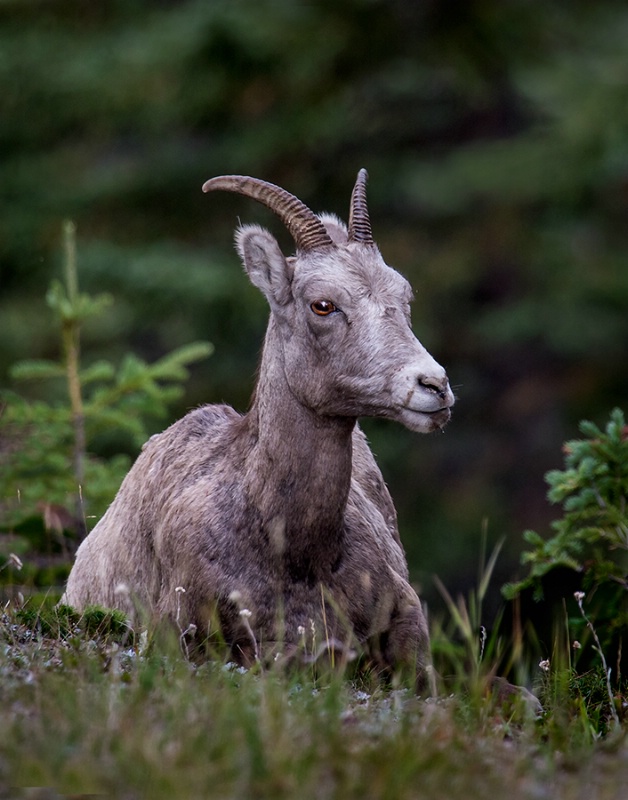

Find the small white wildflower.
[
  {"left": 574, "top": 591, "right": 585, "bottom": 602},
  {"left": 229, "top": 590, "right": 242, "bottom": 603},
  {"left": 239, "top": 608, "right": 252, "bottom": 619},
  {"left": 222, "top": 662, "right": 249, "bottom": 675},
  {"left": 175, "top": 586, "right": 186, "bottom": 594},
  {"left": 539, "top": 659, "right": 551, "bottom": 672},
  {"left": 186, "top": 623, "right": 197, "bottom": 636},
  {"left": 297, "top": 625, "right": 305, "bottom": 636},
  {"left": 8, "top": 553, "right": 23, "bottom": 571},
  {"left": 114, "top": 582, "right": 130, "bottom": 598},
  {"left": 572, "top": 640, "right": 581, "bottom": 650}
]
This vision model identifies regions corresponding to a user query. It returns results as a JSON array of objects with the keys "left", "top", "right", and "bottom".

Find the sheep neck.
[{"left": 245, "top": 320, "right": 354, "bottom": 582}]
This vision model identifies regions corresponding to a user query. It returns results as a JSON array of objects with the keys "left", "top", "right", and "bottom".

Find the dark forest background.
[{"left": 1, "top": 0, "right": 627, "bottom": 614}]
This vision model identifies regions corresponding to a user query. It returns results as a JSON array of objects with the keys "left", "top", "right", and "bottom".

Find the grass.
[{"left": 1, "top": 601, "right": 628, "bottom": 799}]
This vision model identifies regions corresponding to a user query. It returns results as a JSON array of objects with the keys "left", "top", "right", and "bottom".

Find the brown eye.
[{"left": 310, "top": 300, "right": 336, "bottom": 316}]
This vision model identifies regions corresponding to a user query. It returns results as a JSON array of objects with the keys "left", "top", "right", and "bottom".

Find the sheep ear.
[
  {"left": 235, "top": 225, "right": 293, "bottom": 308},
  {"left": 319, "top": 213, "right": 348, "bottom": 244}
]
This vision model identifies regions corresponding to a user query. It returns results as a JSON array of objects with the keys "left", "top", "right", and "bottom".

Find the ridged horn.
[
  {"left": 202, "top": 175, "right": 333, "bottom": 252},
  {"left": 348, "top": 168, "right": 374, "bottom": 245}
]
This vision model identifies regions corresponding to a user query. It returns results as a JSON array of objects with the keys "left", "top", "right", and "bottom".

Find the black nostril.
[{"left": 419, "top": 378, "right": 446, "bottom": 400}]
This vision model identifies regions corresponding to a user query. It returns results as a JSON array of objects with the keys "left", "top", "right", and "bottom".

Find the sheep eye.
[{"left": 310, "top": 300, "right": 336, "bottom": 316}]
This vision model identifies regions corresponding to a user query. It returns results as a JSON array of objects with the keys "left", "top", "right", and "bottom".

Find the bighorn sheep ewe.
[{"left": 63, "top": 170, "right": 454, "bottom": 685}]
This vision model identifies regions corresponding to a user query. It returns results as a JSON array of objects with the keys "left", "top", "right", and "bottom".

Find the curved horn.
[
  {"left": 202, "top": 175, "right": 333, "bottom": 252},
  {"left": 348, "top": 168, "right": 374, "bottom": 245}
]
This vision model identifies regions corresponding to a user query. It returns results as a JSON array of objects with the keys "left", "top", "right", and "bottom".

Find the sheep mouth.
[
  {"left": 400, "top": 405, "right": 452, "bottom": 432},
  {"left": 420, "top": 407, "right": 451, "bottom": 425}
]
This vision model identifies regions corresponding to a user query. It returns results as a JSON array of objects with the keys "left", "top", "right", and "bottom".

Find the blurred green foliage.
[
  {"left": 0, "top": 221, "right": 212, "bottom": 594},
  {"left": 504, "top": 409, "right": 628, "bottom": 601},
  {"left": 503, "top": 408, "right": 628, "bottom": 660},
  {"left": 0, "top": 337, "right": 212, "bottom": 531},
  {"left": 1, "top": 0, "right": 627, "bottom": 603}
]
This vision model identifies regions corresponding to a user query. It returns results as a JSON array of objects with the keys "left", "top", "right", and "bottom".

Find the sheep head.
[{"left": 202, "top": 170, "right": 454, "bottom": 433}]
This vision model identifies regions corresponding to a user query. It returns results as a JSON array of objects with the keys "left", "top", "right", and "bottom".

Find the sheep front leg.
[
  {"left": 385, "top": 596, "right": 432, "bottom": 693},
  {"left": 368, "top": 575, "right": 432, "bottom": 693}
]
